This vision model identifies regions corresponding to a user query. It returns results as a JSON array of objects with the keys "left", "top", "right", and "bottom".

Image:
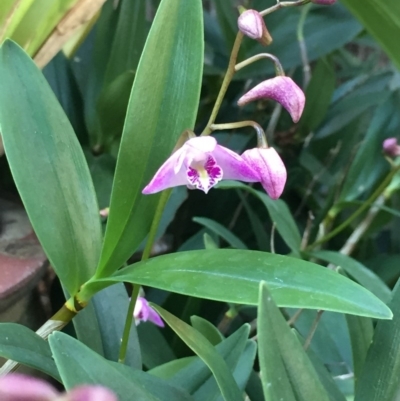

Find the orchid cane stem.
[
  {"left": 201, "top": 32, "right": 244, "bottom": 136},
  {"left": 118, "top": 188, "right": 172, "bottom": 364}
]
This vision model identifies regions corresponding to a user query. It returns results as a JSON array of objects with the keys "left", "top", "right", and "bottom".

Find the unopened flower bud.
[
  {"left": 241, "top": 147, "right": 287, "bottom": 199},
  {"left": 238, "top": 10, "right": 272, "bottom": 46},
  {"left": 383, "top": 138, "right": 400, "bottom": 157},
  {"left": 311, "top": 0, "right": 337, "bottom": 4},
  {"left": 238, "top": 76, "right": 305, "bottom": 123}
]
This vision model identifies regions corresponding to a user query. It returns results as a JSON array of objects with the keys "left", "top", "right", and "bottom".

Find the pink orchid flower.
[
  {"left": 383, "top": 138, "right": 400, "bottom": 157},
  {"left": 238, "top": 9, "right": 272, "bottom": 46},
  {"left": 237, "top": 76, "right": 305, "bottom": 123},
  {"left": 0, "top": 374, "right": 117, "bottom": 401},
  {"left": 241, "top": 147, "right": 287, "bottom": 199},
  {"left": 142, "top": 136, "right": 260, "bottom": 195},
  {"left": 134, "top": 297, "right": 164, "bottom": 327}
]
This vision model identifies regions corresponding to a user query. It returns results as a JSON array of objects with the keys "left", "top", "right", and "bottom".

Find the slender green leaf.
[
  {"left": 259, "top": 282, "right": 330, "bottom": 401},
  {"left": 151, "top": 305, "right": 244, "bottom": 401},
  {"left": 312, "top": 250, "right": 391, "bottom": 304},
  {"left": 258, "top": 284, "right": 296, "bottom": 401},
  {"left": 86, "top": 250, "right": 393, "bottom": 319},
  {"left": 150, "top": 357, "right": 197, "bottom": 380},
  {"left": 298, "top": 58, "right": 335, "bottom": 135},
  {"left": 0, "top": 323, "right": 60, "bottom": 380},
  {"left": 346, "top": 315, "right": 373, "bottom": 384},
  {"left": 167, "top": 326, "right": 248, "bottom": 394},
  {"left": 190, "top": 316, "right": 224, "bottom": 346},
  {"left": 49, "top": 332, "right": 158, "bottom": 401},
  {"left": 341, "top": 0, "right": 400, "bottom": 70},
  {"left": 193, "top": 217, "right": 247, "bottom": 249},
  {"left": 0, "top": 41, "right": 102, "bottom": 294},
  {"left": 339, "top": 98, "right": 394, "bottom": 201},
  {"left": 97, "top": 0, "right": 204, "bottom": 277},
  {"left": 355, "top": 279, "right": 400, "bottom": 401}
]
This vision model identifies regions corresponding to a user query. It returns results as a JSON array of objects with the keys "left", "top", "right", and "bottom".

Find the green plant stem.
[
  {"left": 118, "top": 189, "right": 172, "bottom": 364},
  {"left": 210, "top": 121, "right": 268, "bottom": 147},
  {"left": 200, "top": 32, "right": 244, "bottom": 136},
  {"left": 235, "top": 53, "right": 285, "bottom": 76},
  {"left": 260, "top": 0, "right": 311, "bottom": 17},
  {"left": 296, "top": 3, "right": 312, "bottom": 88},
  {"left": 308, "top": 167, "right": 400, "bottom": 250}
]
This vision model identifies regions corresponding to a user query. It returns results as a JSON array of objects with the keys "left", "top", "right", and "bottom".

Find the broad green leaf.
[
  {"left": 151, "top": 305, "right": 244, "bottom": 401},
  {"left": 258, "top": 283, "right": 296, "bottom": 401},
  {"left": 259, "top": 282, "right": 330, "bottom": 401},
  {"left": 245, "top": 371, "right": 265, "bottom": 401},
  {"left": 103, "top": 0, "right": 147, "bottom": 85},
  {"left": 193, "top": 217, "right": 247, "bottom": 249},
  {"left": 355, "top": 279, "right": 400, "bottom": 401},
  {"left": 49, "top": 332, "right": 158, "bottom": 401},
  {"left": 0, "top": 41, "right": 102, "bottom": 295},
  {"left": 190, "top": 316, "right": 224, "bottom": 346},
  {"left": 97, "top": 0, "right": 204, "bottom": 277},
  {"left": 311, "top": 250, "right": 391, "bottom": 304},
  {"left": 84, "top": 250, "right": 393, "bottom": 319},
  {"left": 217, "top": 181, "right": 302, "bottom": 254},
  {"left": 213, "top": 0, "right": 237, "bottom": 51},
  {"left": 0, "top": 323, "right": 60, "bottom": 380},
  {"left": 341, "top": 0, "right": 400, "bottom": 71}
]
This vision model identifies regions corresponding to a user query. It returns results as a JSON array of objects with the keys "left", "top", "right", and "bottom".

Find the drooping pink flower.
[
  {"left": 142, "top": 136, "right": 259, "bottom": 194},
  {"left": 0, "top": 374, "right": 118, "bottom": 401},
  {"left": 311, "top": 0, "right": 336, "bottom": 4},
  {"left": 241, "top": 147, "right": 287, "bottom": 199},
  {"left": 237, "top": 76, "right": 306, "bottom": 123},
  {"left": 383, "top": 138, "right": 400, "bottom": 157},
  {"left": 134, "top": 297, "right": 164, "bottom": 327},
  {"left": 238, "top": 10, "right": 272, "bottom": 46}
]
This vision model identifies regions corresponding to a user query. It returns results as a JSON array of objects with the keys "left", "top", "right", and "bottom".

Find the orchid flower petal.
[
  {"left": 237, "top": 76, "right": 305, "bottom": 123},
  {"left": 237, "top": 10, "right": 272, "bottom": 46},
  {"left": 134, "top": 297, "right": 164, "bottom": 327},
  {"left": 147, "top": 308, "right": 165, "bottom": 327},
  {"left": 142, "top": 146, "right": 188, "bottom": 194},
  {"left": 187, "top": 155, "right": 223, "bottom": 194},
  {"left": 0, "top": 374, "right": 59, "bottom": 401},
  {"left": 213, "top": 144, "right": 260, "bottom": 182},
  {"left": 242, "top": 147, "right": 287, "bottom": 199},
  {"left": 66, "top": 386, "right": 118, "bottom": 401},
  {"left": 383, "top": 138, "right": 400, "bottom": 157}
]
